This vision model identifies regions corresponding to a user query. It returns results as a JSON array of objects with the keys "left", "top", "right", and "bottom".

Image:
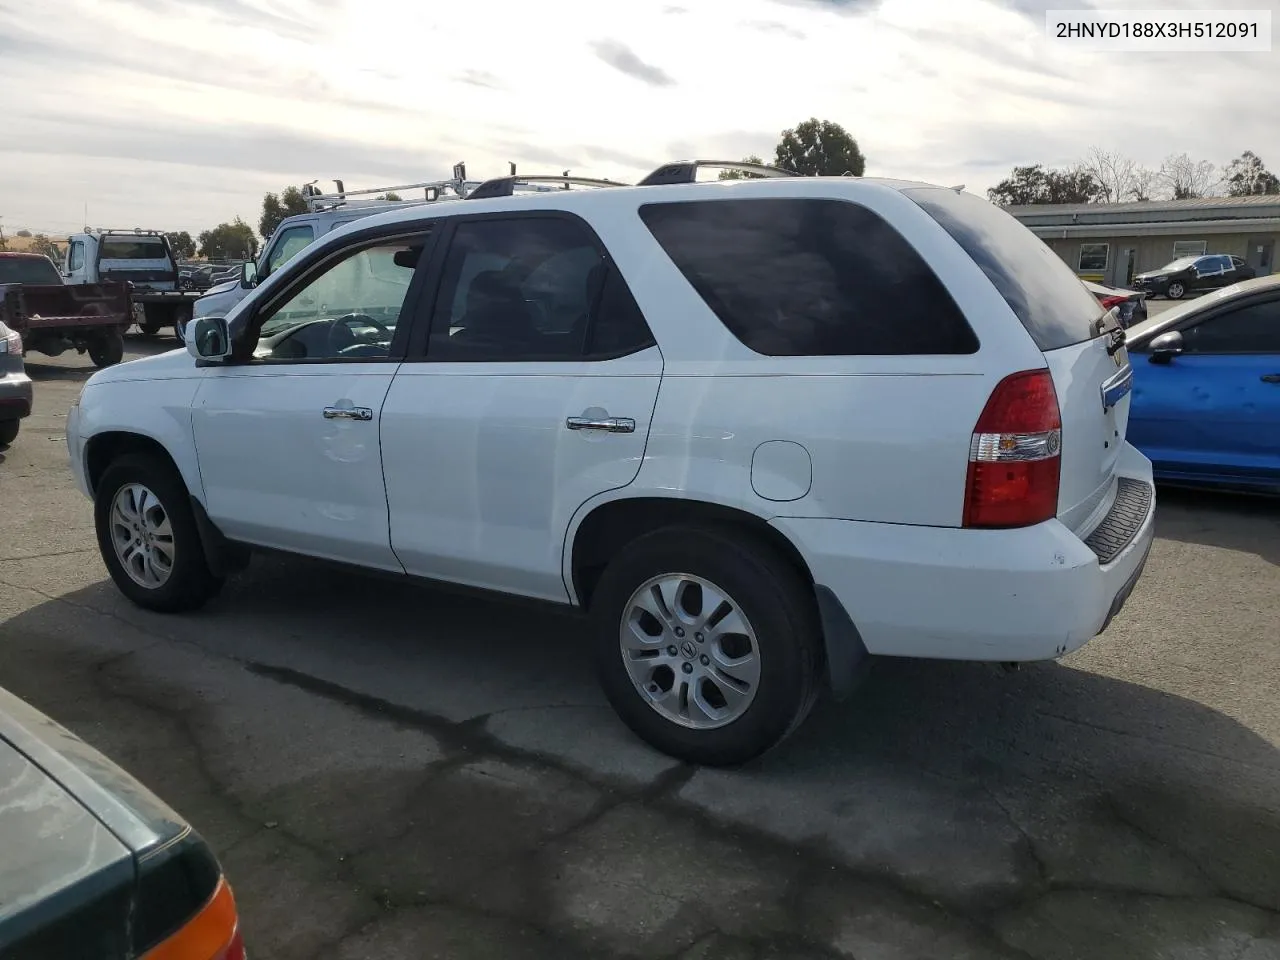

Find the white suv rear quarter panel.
[{"left": 564, "top": 181, "right": 1047, "bottom": 532}]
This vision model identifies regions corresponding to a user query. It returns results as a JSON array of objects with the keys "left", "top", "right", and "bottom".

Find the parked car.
[
  {"left": 1125, "top": 273, "right": 1280, "bottom": 492},
  {"left": 0, "top": 252, "right": 131, "bottom": 367},
  {"left": 1084, "top": 279, "right": 1147, "bottom": 328},
  {"left": 68, "top": 166, "right": 1155, "bottom": 765},
  {"left": 0, "top": 315, "right": 33, "bottom": 447},
  {"left": 63, "top": 229, "right": 200, "bottom": 337},
  {"left": 1131, "top": 254, "right": 1255, "bottom": 300},
  {"left": 0, "top": 684, "right": 244, "bottom": 959}
]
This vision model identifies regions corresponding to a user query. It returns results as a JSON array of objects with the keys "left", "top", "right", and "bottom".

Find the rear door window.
[
  {"left": 907, "top": 187, "right": 1104, "bottom": 351},
  {"left": 638, "top": 198, "right": 977, "bottom": 356}
]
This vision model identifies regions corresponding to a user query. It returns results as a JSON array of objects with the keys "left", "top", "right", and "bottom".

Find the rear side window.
[
  {"left": 908, "top": 187, "right": 1104, "bottom": 351},
  {"left": 638, "top": 198, "right": 978, "bottom": 356}
]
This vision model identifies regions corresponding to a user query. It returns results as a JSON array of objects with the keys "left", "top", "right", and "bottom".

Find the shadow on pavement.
[{"left": 1155, "top": 484, "right": 1280, "bottom": 566}]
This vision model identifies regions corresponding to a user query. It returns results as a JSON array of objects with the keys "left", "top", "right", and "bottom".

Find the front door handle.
[
  {"left": 1262, "top": 374, "right": 1280, "bottom": 384},
  {"left": 566, "top": 416, "right": 635, "bottom": 434},
  {"left": 323, "top": 405, "right": 373, "bottom": 421}
]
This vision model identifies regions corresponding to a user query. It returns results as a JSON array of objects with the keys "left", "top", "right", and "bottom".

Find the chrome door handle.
[
  {"left": 323, "top": 405, "right": 373, "bottom": 421},
  {"left": 566, "top": 416, "right": 635, "bottom": 434}
]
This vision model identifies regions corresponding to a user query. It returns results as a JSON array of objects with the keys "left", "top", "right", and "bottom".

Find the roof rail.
[
  {"left": 637, "top": 160, "right": 797, "bottom": 186},
  {"left": 466, "top": 174, "right": 630, "bottom": 201},
  {"left": 301, "top": 164, "right": 471, "bottom": 212}
]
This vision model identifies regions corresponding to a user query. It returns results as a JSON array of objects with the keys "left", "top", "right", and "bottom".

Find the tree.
[
  {"left": 1156, "top": 153, "right": 1219, "bottom": 200},
  {"left": 1223, "top": 151, "right": 1280, "bottom": 196},
  {"left": 30, "top": 235, "right": 60, "bottom": 260},
  {"left": 15, "top": 229, "right": 32, "bottom": 238},
  {"left": 259, "top": 186, "right": 309, "bottom": 239},
  {"left": 198, "top": 219, "right": 258, "bottom": 260},
  {"left": 166, "top": 231, "right": 196, "bottom": 259},
  {"left": 376, "top": 192, "right": 403, "bottom": 201},
  {"left": 719, "top": 155, "right": 767, "bottom": 181},
  {"left": 774, "top": 118, "right": 865, "bottom": 177},
  {"left": 987, "top": 164, "right": 1103, "bottom": 206},
  {"left": 1080, "top": 148, "right": 1155, "bottom": 203}
]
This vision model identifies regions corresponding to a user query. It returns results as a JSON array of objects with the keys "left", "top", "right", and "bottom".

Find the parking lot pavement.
[{"left": 2, "top": 337, "right": 1279, "bottom": 960}]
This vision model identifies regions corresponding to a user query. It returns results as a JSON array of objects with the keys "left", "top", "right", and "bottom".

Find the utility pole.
[{"left": 0, "top": 215, "right": 7, "bottom": 251}]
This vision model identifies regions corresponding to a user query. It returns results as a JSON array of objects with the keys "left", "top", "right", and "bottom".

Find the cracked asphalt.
[{"left": 1, "top": 335, "right": 1278, "bottom": 960}]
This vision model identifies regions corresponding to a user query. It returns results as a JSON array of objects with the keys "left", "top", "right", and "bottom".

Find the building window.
[
  {"left": 1078, "top": 243, "right": 1109, "bottom": 272},
  {"left": 1172, "top": 239, "right": 1207, "bottom": 259}
]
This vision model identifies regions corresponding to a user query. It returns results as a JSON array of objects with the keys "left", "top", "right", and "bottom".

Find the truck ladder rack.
[{"left": 301, "top": 164, "right": 471, "bottom": 212}]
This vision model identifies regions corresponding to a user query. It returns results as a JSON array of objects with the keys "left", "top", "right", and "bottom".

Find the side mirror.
[
  {"left": 1148, "top": 330, "right": 1183, "bottom": 364},
  {"left": 240, "top": 261, "right": 258, "bottom": 289},
  {"left": 185, "top": 316, "right": 232, "bottom": 362}
]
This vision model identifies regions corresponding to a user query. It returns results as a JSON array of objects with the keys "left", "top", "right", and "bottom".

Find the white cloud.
[{"left": 0, "top": 0, "right": 1277, "bottom": 236}]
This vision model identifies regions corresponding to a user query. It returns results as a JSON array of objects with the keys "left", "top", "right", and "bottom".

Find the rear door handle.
[
  {"left": 323, "top": 405, "right": 373, "bottom": 421},
  {"left": 1262, "top": 374, "right": 1280, "bottom": 383},
  {"left": 566, "top": 416, "right": 635, "bottom": 434}
]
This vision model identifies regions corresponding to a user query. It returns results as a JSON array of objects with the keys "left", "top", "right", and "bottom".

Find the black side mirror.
[{"left": 1148, "top": 330, "right": 1183, "bottom": 364}]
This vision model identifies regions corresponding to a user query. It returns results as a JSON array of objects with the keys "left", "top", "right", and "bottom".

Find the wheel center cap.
[{"left": 680, "top": 640, "right": 697, "bottom": 659}]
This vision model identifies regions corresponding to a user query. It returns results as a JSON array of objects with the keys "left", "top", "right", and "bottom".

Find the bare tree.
[
  {"left": 1130, "top": 167, "right": 1159, "bottom": 202},
  {"left": 1080, "top": 148, "right": 1157, "bottom": 203},
  {"left": 1156, "top": 153, "right": 1220, "bottom": 200}
]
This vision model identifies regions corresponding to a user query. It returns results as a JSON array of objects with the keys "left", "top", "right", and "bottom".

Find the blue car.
[{"left": 1125, "top": 274, "right": 1280, "bottom": 492}]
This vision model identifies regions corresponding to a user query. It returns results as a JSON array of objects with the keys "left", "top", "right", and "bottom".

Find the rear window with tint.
[
  {"left": 638, "top": 198, "right": 978, "bottom": 356},
  {"left": 0, "top": 256, "right": 61, "bottom": 284},
  {"left": 100, "top": 237, "right": 170, "bottom": 260},
  {"left": 907, "top": 187, "right": 1103, "bottom": 351}
]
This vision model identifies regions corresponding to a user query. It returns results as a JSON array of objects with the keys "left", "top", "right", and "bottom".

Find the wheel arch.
[
  {"left": 85, "top": 430, "right": 196, "bottom": 499},
  {"left": 566, "top": 494, "right": 815, "bottom": 610}
]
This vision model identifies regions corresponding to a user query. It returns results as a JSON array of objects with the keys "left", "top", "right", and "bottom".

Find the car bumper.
[
  {"left": 0, "top": 370, "right": 33, "bottom": 421},
  {"left": 771, "top": 444, "right": 1156, "bottom": 663},
  {"left": 66, "top": 400, "right": 92, "bottom": 498}
]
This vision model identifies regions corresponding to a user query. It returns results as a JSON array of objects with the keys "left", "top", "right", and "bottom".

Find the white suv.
[{"left": 67, "top": 163, "right": 1155, "bottom": 765}]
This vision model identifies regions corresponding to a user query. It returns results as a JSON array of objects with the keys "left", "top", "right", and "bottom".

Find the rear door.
[
  {"left": 909, "top": 188, "right": 1136, "bottom": 532},
  {"left": 379, "top": 212, "right": 662, "bottom": 602}
]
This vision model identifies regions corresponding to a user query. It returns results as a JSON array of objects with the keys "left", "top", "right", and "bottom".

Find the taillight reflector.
[
  {"left": 1100, "top": 294, "right": 1127, "bottom": 311},
  {"left": 964, "top": 369, "right": 1062, "bottom": 529},
  {"left": 142, "top": 878, "right": 242, "bottom": 960}
]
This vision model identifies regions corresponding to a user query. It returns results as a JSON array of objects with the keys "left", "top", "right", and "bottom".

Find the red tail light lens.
[
  {"left": 143, "top": 878, "right": 242, "bottom": 960},
  {"left": 1100, "top": 295, "right": 1127, "bottom": 310},
  {"left": 964, "top": 369, "right": 1062, "bottom": 528}
]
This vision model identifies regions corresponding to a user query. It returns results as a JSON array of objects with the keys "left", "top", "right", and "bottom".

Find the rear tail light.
[
  {"left": 0, "top": 328, "right": 20, "bottom": 354},
  {"left": 1100, "top": 294, "right": 1127, "bottom": 311},
  {"left": 142, "top": 878, "right": 243, "bottom": 960},
  {"left": 963, "top": 369, "right": 1062, "bottom": 529}
]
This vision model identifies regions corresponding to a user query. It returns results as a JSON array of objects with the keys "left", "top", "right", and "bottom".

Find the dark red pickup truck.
[{"left": 0, "top": 253, "right": 132, "bottom": 367}]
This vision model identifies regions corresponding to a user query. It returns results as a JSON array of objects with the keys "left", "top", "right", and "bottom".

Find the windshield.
[
  {"left": 1155, "top": 257, "right": 1197, "bottom": 272},
  {"left": 0, "top": 256, "right": 62, "bottom": 284},
  {"left": 100, "top": 237, "right": 170, "bottom": 260}
]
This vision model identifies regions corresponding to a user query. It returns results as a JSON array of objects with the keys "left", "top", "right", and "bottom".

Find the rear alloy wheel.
[
  {"left": 88, "top": 329, "right": 125, "bottom": 367},
  {"left": 591, "top": 526, "right": 820, "bottom": 765},
  {"left": 94, "top": 454, "right": 223, "bottom": 612},
  {"left": 1166, "top": 280, "right": 1186, "bottom": 300}
]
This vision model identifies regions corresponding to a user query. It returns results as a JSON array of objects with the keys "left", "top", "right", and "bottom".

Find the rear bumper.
[
  {"left": 772, "top": 443, "right": 1156, "bottom": 663},
  {"left": 0, "top": 371, "right": 33, "bottom": 420}
]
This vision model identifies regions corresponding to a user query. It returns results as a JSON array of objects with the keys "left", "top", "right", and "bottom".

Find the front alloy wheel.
[
  {"left": 1166, "top": 281, "right": 1186, "bottom": 299},
  {"left": 109, "top": 483, "right": 176, "bottom": 588},
  {"left": 621, "top": 573, "right": 762, "bottom": 729}
]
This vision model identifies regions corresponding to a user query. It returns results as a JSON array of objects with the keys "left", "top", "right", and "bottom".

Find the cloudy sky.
[{"left": 1, "top": 0, "right": 1276, "bottom": 237}]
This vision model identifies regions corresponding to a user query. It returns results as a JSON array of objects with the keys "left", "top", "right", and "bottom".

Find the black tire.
[
  {"left": 88, "top": 329, "right": 125, "bottom": 368},
  {"left": 141, "top": 303, "right": 173, "bottom": 335},
  {"left": 0, "top": 420, "right": 18, "bottom": 447},
  {"left": 590, "top": 525, "right": 821, "bottom": 766},
  {"left": 94, "top": 454, "right": 223, "bottom": 612}
]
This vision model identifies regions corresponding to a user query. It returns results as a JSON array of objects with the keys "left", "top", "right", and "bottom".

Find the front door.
[
  {"left": 191, "top": 234, "right": 431, "bottom": 570},
  {"left": 1130, "top": 294, "right": 1280, "bottom": 483},
  {"left": 380, "top": 214, "right": 662, "bottom": 602},
  {"left": 1247, "top": 237, "right": 1275, "bottom": 277}
]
